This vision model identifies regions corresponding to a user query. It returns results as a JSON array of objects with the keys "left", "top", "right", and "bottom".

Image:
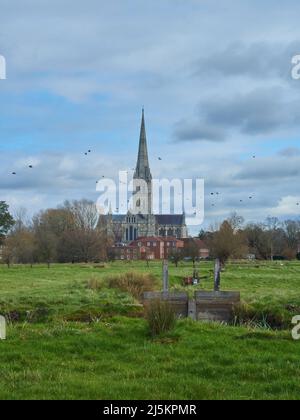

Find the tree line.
[
  {"left": 0, "top": 200, "right": 111, "bottom": 267},
  {"left": 1, "top": 201, "right": 300, "bottom": 267},
  {"left": 200, "top": 213, "right": 300, "bottom": 264}
]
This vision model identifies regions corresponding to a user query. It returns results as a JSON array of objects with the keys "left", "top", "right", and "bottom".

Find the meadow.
[{"left": 0, "top": 260, "right": 299, "bottom": 400}]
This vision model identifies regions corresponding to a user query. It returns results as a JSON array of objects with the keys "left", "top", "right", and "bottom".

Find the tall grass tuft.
[
  {"left": 86, "top": 277, "right": 104, "bottom": 291},
  {"left": 145, "top": 299, "right": 176, "bottom": 337},
  {"left": 232, "top": 302, "right": 287, "bottom": 330},
  {"left": 107, "top": 271, "right": 156, "bottom": 300}
]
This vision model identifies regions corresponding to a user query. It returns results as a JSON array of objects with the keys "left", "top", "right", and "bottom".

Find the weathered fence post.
[
  {"left": 214, "top": 258, "right": 221, "bottom": 291},
  {"left": 163, "top": 260, "right": 169, "bottom": 292},
  {"left": 188, "top": 299, "right": 196, "bottom": 320},
  {"left": 0, "top": 316, "right": 6, "bottom": 340}
]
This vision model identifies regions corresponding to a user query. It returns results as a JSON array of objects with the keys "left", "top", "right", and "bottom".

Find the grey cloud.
[
  {"left": 174, "top": 86, "right": 300, "bottom": 142},
  {"left": 194, "top": 41, "right": 300, "bottom": 81},
  {"left": 279, "top": 147, "right": 300, "bottom": 157},
  {"left": 0, "top": 153, "right": 119, "bottom": 191},
  {"left": 174, "top": 121, "right": 226, "bottom": 142},
  {"left": 201, "top": 87, "right": 291, "bottom": 135},
  {"left": 235, "top": 156, "right": 300, "bottom": 181}
]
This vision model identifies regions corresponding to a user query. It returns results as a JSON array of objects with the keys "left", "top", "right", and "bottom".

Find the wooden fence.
[
  {"left": 143, "top": 292, "right": 188, "bottom": 318},
  {"left": 143, "top": 291, "right": 240, "bottom": 322},
  {"left": 194, "top": 291, "right": 240, "bottom": 322}
]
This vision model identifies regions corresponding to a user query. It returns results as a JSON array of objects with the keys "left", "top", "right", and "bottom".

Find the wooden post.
[
  {"left": 188, "top": 299, "right": 196, "bottom": 320},
  {"left": 214, "top": 258, "right": 221, "bottom": 291},
  {"left": 163, "top": 260, "right": 169, "bottom": 292},
  {"left": 0, "top": 316, "right": 6, "bottom": 340}
]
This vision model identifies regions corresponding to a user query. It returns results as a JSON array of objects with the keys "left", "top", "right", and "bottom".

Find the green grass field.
[{"left": 0, "top": 261, "right": 299, "bottom": 400}]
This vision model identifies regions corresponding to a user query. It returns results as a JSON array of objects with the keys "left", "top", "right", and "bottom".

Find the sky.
[{"left": 0, "top": 0, "right": 300, "bottom": 233}]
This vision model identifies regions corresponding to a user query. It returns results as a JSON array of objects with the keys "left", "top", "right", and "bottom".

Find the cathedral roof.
[
  {"left": 111, "top": 215, "right": 126, "bottom": 222},
  {"left": 155, "top": 214, "right": 185, "bottom": 226}
]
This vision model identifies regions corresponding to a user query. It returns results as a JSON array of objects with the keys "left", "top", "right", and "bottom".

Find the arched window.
[
  {"left": 159, "top": 228, "right": 165, "bottom": 237},
  {"left": 129, "top": 226, "right": 134, "bottom": 241}
]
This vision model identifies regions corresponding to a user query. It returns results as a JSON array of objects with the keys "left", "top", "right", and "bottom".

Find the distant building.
[
  {"left": 111, "top": 243, "right": 141, "bottom": 261},
  {"left": 111, "top": 236, "right": 184, "bottom": 260},
  {"left": 131, "top": 236, "right": 184, "bottom": 260},
  {"left": 101, "top": 110, "right": 188, "bottom": 243}
]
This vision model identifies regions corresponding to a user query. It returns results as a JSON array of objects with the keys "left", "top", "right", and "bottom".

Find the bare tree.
[
  {"left": 183, "top": 240, "right": 199, "bottom": 268},
  {"left": 169, "top": 248, "right": 183, "bottom": 268},
  {"left": 32, "top": 212, "right": 58, "bottom": 268}
]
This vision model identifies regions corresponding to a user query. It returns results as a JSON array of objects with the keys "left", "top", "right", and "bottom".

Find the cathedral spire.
[{"left": 134, "top": 109, "right": 152, "bottom": 181}]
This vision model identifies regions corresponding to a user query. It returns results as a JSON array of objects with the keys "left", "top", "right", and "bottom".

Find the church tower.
[
  {"left": 133, "top": 109, "right": 153, "bottom": 215},
  {"left": 103, "top": 110, "right": 188, "bottom": 244}
]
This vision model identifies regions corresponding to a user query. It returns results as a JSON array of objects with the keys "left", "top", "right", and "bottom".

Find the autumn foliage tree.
[{"left": 209, "top": 220, "right": 248, "bottom": 266}]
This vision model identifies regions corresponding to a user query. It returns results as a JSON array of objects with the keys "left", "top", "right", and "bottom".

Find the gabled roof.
[
  {"left": 183, "top": 238, "right": 209, "bottom": 249},
  {"left": 111, "top": 215, "right": 126, "bottom": 222}
]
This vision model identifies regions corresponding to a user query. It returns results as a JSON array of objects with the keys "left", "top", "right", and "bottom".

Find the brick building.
[{"left": 111, "top": 236, "right": 184, "bottom": 260}]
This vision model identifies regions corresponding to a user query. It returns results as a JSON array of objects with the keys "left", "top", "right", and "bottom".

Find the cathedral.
[{"left": 104, "top": 110, "right": 188, "bottom": 244}]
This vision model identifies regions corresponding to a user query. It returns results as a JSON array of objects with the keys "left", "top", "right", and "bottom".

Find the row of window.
[
  {"left": 126, "top": 217, "right": 136, "bottom": 223},
  {"left": 159, "top": 229, "right": 182, "bottom": 238},
  {"left": 138, "top": 241, "right": 177, "bottom": 248},
  {"left": 125, "top": 226, "right": 182, "bottom": 242}
]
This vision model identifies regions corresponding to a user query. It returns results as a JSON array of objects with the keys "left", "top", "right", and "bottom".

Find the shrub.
[
  {"left": 296, "top": 253, "right": 300, "bottom": 261},
  {"left": 232, "top": 302, "right": 288, "bottom": 330},
  {"left": 145, "top": 299, "right": 176, "bottom": 337},
  {"left": 86, "top": 277, "right": 104, "bottom": 290},
  {"left": 107, "top": 271, "right": 156, "bottom": 300}
]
